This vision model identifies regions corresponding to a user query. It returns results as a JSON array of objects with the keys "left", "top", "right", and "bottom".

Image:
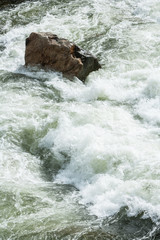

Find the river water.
[{"left": 0, "top": 0, "right": 160, "bottom": 239}]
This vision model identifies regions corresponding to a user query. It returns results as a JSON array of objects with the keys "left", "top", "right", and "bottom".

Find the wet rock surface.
[{"left": 25, "top": 32, "right": 101, "bottom": 81}]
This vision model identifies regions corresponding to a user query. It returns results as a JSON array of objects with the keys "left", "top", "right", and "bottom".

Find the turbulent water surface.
[{"left": 1, "top": 0, "right": 160, "bottom": 239}]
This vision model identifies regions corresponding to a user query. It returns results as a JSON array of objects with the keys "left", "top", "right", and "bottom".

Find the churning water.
[{"left": 1, "top": 0, "right": 160, "bottom": 239}]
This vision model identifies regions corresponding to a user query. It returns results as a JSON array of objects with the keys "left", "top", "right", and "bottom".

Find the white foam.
[
  {"left": 1, "top": 0, "right": 160, "bottom": 223},
  {"left": 39, "top": 101, "right": 160, "bottom": 219}
]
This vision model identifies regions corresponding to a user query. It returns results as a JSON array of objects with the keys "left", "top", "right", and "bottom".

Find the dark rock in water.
[
  {"left": 25, "top": 32, "right": 101, "bottom": 82},
  {"left": 0, "top": 0, "right": 27, "bottom": 8},
  {"left": 102, "top": 207, "right": 155, "bottom": 240}
]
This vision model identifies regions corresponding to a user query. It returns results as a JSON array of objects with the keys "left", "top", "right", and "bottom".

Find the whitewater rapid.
[{"left": 1, "top": 0, "right": 160, "bottom": 239}]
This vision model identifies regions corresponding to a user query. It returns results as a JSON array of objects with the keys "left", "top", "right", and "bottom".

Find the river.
[{"left": 0, "top": 0, "right": 160, "bottom": 239}]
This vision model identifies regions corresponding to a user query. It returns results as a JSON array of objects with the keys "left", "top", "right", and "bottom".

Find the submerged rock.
[{"left": 25, "top": 32, "right": 101, "bottom": 82}]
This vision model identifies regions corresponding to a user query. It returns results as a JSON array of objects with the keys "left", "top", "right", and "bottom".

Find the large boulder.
[{"left": 25, "top": 32, "right": 101, "bottom": 82}]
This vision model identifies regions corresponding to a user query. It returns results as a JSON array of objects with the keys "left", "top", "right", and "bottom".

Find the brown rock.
[{"left": 25, "top": 32, "right": 101, "bottom": 81}]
